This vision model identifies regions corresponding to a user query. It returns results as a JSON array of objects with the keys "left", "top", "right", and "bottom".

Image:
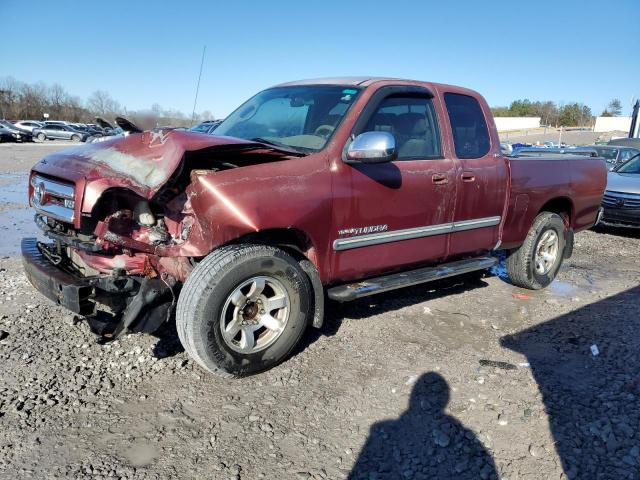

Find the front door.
[{"left": 329, "top": 89, "right": 457, "bottom": 282}]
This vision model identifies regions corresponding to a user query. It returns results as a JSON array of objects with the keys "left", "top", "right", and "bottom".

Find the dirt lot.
[
  {"left": 498, "top": 130, "right": 607, "bottom": 146},
  {"left": 1, "top": 143, "right": 640, "bottom": 480}
]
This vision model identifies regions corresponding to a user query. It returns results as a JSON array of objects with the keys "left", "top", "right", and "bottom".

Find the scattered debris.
[
  {"left": 518, "top": 362, "right": 531, "bottom": 368},
  {"left": 479, "top": 359, "right": 517, "bottom": 370},
  {"left": 512, "top": 293, "right": 531, "bottom": 300},
  {"left": 590, "top": 344, "right": 600, "bottom": 356}
]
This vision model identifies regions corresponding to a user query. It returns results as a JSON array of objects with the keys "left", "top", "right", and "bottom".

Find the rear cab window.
[{"left": 444, "top": 93, "right": 491, "bottom": 159}]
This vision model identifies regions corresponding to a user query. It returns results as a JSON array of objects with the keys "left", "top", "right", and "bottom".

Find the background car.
[
  {"left": 608, "top": 138, "right": 640, "bottom": 148},
  {"left": 189, "top": 119, "right": 222, "bottom": 135},
  {"left": 0, "top": 125, "right": 22, "bottom": 142},
  {"left": 589, "top": 145, "right": 640, "bottom": 171},
  {"left": 600, "top": 153, "right": 640, "bottom": 227},
  {"left": 13, "top": 120, "right": 43, "bottom": 132},
  {"left": 500, "top": 142, "right": 513, "bottom": 155},
  {"left": 0, "top": 120, "right": 32, "bottom": 142},
  {"left": 33, "top": 124, "right": 89, "bottom": 142},
  {"left": 68, "top": 123, "right": 104, "bottom": 138}
]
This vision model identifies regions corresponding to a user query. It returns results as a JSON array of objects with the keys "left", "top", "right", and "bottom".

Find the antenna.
[{"left": 190, "top": 45, "right": 206, "bottom": 126}]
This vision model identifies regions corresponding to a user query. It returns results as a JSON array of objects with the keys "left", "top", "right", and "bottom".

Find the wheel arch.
[
  {"left": 538, "top": 196, "right": 574, "bottom": 227},
  {"left": 538, "top": 197, "right": 575, "bottom": 258},
  {"left": 231, "top": 228, "right": 317, "bottom": 262},
  {"left": 229, "top": 228, "right": 325, "bottom": 329}
]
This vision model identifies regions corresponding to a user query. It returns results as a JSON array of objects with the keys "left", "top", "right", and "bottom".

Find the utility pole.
[
  {"left": 558, "top": 126, "right": 563, "bottom": 146},
  {"left": 190, "top": 45, "right": 207, "bottom": 127}
]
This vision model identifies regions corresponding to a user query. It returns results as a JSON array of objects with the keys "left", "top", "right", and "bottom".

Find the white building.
[
  {"left": 594, "top": 116, "right": 632, "bottom": 133},
  {"left": 493, "top": 117, "right": 541, "bottom": 132}
]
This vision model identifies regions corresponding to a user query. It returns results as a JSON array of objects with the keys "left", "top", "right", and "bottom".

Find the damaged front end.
[
  {"left": 22, "top": 237, "right": 174, "bottom": 339},
  {"left": 23, "top": 129, "right": 293, "bottom": 339}
]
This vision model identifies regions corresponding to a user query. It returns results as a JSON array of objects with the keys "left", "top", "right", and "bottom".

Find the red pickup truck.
[{"left": 22, "top": 77, "right": 606, "bottom": 377}]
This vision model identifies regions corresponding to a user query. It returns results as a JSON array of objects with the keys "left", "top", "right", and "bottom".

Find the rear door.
[
  {"left": 443, "top": 92, "right": 509, "bottom": 256},
  {"left": 329, "top": 87, "right": 457, "bottom": 282},
  {"left": 46, "top": 125, "right": 60, "bottom": 139},
  {"left": 60, "top": 126, "right": 73, "bottom": 139},
  {"left": 54, "top": 125, "right": 68, "bottom": 139}
]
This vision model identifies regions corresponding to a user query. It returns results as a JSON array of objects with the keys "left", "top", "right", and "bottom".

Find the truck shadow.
[
  {"left": 348, "top": 372, "right": 498, "bottom": 480},
  {"left": 501, "top": 285, "right": 640, "bottom": 479},
  {"left": 149, "top": 272, "right": 490, "bottom": 361},
  {"left": 295, "top": 272, "right": 490, "bottom": 354},
  {"left": 592, "top": 225, "right": 640, "bottom": 239}
]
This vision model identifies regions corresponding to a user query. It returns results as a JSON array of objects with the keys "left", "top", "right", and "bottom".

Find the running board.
[{"left": 327, "top": 256, "right": 498, "bottom": 302}]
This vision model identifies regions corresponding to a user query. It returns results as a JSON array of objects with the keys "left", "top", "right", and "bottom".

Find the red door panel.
[{"left": 329, "top": 158, "right": 456, "bottom": 282}]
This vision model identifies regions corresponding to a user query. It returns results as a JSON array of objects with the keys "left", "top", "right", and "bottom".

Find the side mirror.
[{"left": 345, "top": 131, "right": 397, "bottom": 164}]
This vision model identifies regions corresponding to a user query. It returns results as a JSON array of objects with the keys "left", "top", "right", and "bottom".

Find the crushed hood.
[{"left": 32, "top": 129, "right": 266, "bottom": 199}]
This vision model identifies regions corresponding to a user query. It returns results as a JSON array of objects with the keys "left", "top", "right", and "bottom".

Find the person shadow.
[{"left": 348, "top": 372, "right": 497, "bottom": 480}]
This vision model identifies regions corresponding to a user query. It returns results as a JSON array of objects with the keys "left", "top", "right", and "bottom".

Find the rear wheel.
[
  {"left": 506, "top": 212, "right": 566, "bottom": 289},
  {"left": 71, "top": 134, "right": 81, "bottom": 142},
  {"left": 37, "top": 133, "right": 46, "bottom": 142},
  {"left": 176, "top": 244, "right": 312, "bottom": 377}
]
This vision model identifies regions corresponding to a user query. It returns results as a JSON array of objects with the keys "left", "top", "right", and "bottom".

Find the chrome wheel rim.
[
  {"left": 220, "top": 276, "right": 290, "bottom": 354},
  {"left": 534, "top": 230, "right": 559, "bottom": 275}
]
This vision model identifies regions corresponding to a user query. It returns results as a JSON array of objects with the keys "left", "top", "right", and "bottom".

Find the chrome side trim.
[
  {"left": 451, "top": 216, "right": 501, "bottom": 232},
  {"left": 333, "top": 216, "right": 501, "bottom": 251}
]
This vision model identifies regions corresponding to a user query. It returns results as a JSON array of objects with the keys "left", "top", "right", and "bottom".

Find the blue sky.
[{"left": 2, "top": 0, "right": 639, "bottom": 118}]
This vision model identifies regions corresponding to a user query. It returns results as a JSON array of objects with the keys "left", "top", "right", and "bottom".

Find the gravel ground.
[{"left": 1, "top": 144, "right": 640, "bottom": 479}]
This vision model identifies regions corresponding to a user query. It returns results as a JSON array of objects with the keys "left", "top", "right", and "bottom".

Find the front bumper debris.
[
  {"left": 21, "top": 237, "right": 173, "bottom": 339},
  {"left": 22, "top": 237, "right": 95, "bottom": 315}
]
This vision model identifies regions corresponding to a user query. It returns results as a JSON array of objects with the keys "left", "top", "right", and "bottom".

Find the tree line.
[
  {"left": 491, "top": 98, "right": 624, "bottom": 127},
  {"left": 0, "top": 76, "right": 214, "bottom": 127},
  {"left": 0, "top": 76, "right": 626, "bottom": 130}
]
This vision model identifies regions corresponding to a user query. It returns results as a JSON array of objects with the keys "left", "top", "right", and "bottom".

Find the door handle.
[
  {"left": 462, "top": 172, "right": 476, "bottom": 183},
  {"left": 432, "top": 173, "right": 448, "bottom": 185}
]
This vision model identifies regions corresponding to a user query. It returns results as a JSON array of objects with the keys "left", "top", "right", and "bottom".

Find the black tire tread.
[
  {"left": 506, "top": 212, "right": 564, "bottom": 290},
  {"left": 176, "top": 244, "right": 307, "bottom": 378}
]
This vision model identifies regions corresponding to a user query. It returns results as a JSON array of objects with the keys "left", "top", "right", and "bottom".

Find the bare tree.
[
  {"left": 607, "top": 99, "right": 623, "bottom": 117},
  {"left": 0, "top": 76, "right": 200, "bottom": 126},
  {"left": 87, "top": 90, "right": 121, "bottom": 116}
]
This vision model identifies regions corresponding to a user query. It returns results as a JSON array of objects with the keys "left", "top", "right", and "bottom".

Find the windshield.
[
  {"left": 213, "top": 85, "right": 361, "bottom": 152},
  {"left": 615, "top": 153, "right": 640, "bottom": 174},
  {"left": 594, "top": 147, "right": 618, "bottom": 161}
]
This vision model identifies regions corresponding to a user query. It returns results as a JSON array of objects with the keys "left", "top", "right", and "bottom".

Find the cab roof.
[{"left": 273, "top": 77, "right": 481, "bottom": 98}]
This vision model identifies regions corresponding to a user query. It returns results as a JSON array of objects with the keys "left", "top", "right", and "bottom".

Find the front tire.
[
  {"left": 37, "top": 133, "right": 46, "bottom": 142},
  {"left": 176, "top": 244, "right": 312, "bottom": 377},
  {"left": 506, "top": 212, "right": 566, "bottom": 289}
]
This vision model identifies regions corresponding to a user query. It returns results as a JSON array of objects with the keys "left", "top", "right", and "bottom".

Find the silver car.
[
  {"left": 590, "top": 145, "right": 640, "bottom": 171},
  {"left": 600, "top": 153, "right": 640, "bottom": 227},
  {"left": 33, "top": 124, "right": 89, "bottom": 142}
]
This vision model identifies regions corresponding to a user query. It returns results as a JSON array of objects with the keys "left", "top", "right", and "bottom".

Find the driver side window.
[{"left": 362, "top": 96, "right": 442, "bottom": 159}]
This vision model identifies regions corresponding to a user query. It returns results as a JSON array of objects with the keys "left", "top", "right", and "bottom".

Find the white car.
[{"left": 13, "top": 120, "right": 44, "bottom": 132}]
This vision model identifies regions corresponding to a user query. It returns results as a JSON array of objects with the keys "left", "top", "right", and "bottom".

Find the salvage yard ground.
[{"left": 1, "top": 143, "right": 640, "bottom": 479}]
